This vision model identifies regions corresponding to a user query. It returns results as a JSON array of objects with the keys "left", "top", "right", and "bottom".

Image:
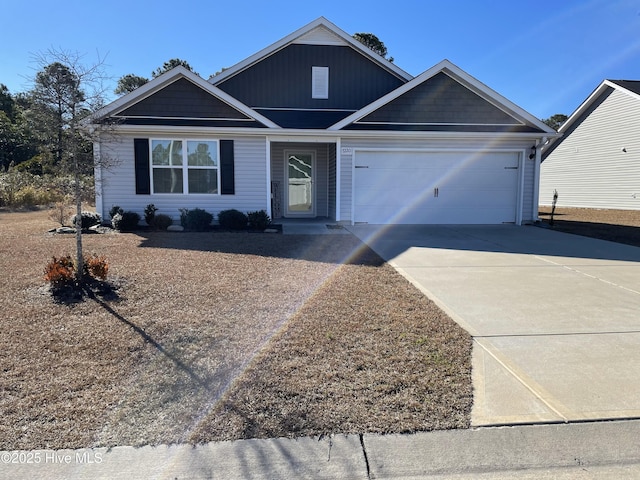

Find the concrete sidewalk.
[
  {"left": 3, "top": 421, "right": 640, "bottom": 479},
  {"left": 347, "top": 224, "right": 640, "bottom": 427}
]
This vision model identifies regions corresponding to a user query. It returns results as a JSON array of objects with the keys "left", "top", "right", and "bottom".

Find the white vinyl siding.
[
  {"left": 540, "top": 88, "right": 640, "bottom": 210},
  {"left": 97, "top": 135, "right": 268, "bottom": 222}
]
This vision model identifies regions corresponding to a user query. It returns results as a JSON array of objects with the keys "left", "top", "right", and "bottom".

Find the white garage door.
[{"left": 353, "top": 150, "right": 520, "bottom": 224}]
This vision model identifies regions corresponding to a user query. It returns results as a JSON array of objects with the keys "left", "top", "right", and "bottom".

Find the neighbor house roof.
[
  {"left": 542, "top": 79, "right": 640, "bottom": 157},
  {"left": 608, "top": 80, "right": 640, "bottom": 96}
]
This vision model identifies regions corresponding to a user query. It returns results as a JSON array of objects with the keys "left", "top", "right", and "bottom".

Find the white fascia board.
[
  {"left": 330, "top": 59, "right": 556, "bottom": 134},
  {"left": 110, "top": 124, "right": 555, "bottom": 145},
  {"left": 606, "top": 80, "right": 640, "bottom": 102},
  {"left": 209, "top": 17, "right": 412, "bottom": 86},
  {"left": 556, "top": 80, "right": 611, "bottom": 135},
  {"left": 88, "top": 66, "right": 280, "bottom": 129}
]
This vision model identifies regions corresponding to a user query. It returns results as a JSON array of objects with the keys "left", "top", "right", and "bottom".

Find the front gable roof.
[
  {"left": 209, "top": 17, "right": 411, "bottom": 129},
  {"left": 542, "top": 79, "right": 640, "bottom": 158},
  {"left": 210, "top": 17, "right": 412, "bottom": 86},
  {"left": 331, "top": 60, "right": 555, "bottom": 133},
  {"left": 90, "top": 66, "right": 279, "bottom": 128}
]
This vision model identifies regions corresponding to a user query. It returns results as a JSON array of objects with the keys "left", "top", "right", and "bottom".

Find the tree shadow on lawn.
[
  {"left": 538, "top": 218, "right": 640, "bottom": 249},
  {"left": 80, "top": 287, "right": 213, "bottom": 392},
  {"left": 135, "top": 231, "right": 385, "bottom": 267}
]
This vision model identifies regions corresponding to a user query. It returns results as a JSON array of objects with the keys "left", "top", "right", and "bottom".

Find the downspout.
[
  {"left": 532, "top": 136, "right": 548, "bottom": 222},
  {"left": 93, "top": 139, "right": 103, "bottom": 221}
]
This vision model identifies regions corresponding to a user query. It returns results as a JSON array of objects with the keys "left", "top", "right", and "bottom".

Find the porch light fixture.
[{"left": 528, "top": 145, "right": 536, "bottom": 160}]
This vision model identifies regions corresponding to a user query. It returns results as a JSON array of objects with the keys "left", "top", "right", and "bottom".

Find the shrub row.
[
  {"left": 212, "top": 208, "right": 272, "bottom": 230},
  {"left": 108, "top": 205, "right": 272, "bottom": 232}
]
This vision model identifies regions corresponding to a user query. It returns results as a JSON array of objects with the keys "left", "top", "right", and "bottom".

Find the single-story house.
[
  {"left": 91, "top": 17, "right": 555, "bottom": 225},
  {"left": 540, "top": 79, "right": 640, "bottom": 210}
]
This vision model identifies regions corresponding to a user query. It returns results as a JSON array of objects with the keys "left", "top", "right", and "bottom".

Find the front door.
[{"left": 286, "top": 151, "right": 315, "bottom": 216}]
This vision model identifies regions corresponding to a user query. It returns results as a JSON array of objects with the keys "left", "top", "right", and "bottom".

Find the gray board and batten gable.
[
  {"left": 344, "top": 72, "right": 544, "bottom": 133},
  {"left": 213, "top": 44, "right": 407, "bottom": 129},
  {"left": 113, "top": 78, "right": 268, "bottom": 128}
]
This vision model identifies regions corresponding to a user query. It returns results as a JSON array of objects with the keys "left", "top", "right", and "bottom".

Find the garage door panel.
[
  {"left": 354, "top": 205, "right": 517, "bottom": 225},
  {"left": 438, "top": 188, "right": 515, "bottom": 208},
  {"left": 355, "top": 187, "right": 435, "bottom": 206},
  {"left": 353, "top": 150, "right": 520, "bottom": 224},
  {"left": 356, "top": 173, "right": 439, "bottom": 193}
]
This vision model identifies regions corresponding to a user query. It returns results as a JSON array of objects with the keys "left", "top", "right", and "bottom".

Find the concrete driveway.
[{"left": 346, "top": 224, "right": 640, "bottom": 426}]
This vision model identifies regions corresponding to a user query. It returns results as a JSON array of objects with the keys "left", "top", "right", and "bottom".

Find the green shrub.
[
  {"left": 247, "top": 210, "right": 271, "bottom": 230},
  {"left": 70, "top": 211, "right": 102, "bottom": 230},
  {"left": 112, "top": 211, "right": 140, "bottom": 231},
  {"left": 109, "top": 205, "right": 124, "bottom": 219},
  {"left": 218, "top": 209, "right": 248, "bottom": 230},
  {"left": 180, "top": 208, "right": 213, "bottom": 231},
  {"left": 152, "top": 213, "right": 173, "bottom": 230},
  {"left": 144, "top": 203, "right": 158, "bottom": 225}
]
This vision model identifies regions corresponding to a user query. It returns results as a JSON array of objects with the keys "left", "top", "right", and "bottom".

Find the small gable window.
[{"left": 312, "top": 66, "right": 329, "bottom": 99}]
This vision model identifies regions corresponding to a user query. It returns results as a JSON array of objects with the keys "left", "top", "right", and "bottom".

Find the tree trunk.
[{"left": 74, "top": 149, "right": 84, "bottom": 284}]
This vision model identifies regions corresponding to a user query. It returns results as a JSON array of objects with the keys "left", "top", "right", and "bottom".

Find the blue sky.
[{"left": 2, "top": 0, "right": 640, "bottom": 119}]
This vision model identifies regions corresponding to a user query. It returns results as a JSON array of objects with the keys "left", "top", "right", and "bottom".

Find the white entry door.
[{"left": 286, "top": 151, "right": 315, "bottom": 216}]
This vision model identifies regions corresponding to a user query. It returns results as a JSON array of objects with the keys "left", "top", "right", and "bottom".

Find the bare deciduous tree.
[{"left": 29, "top": 48, "right": 118, "bottom": 284}]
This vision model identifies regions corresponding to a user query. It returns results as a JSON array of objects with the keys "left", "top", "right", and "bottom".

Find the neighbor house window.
[
  {"left": 312, "top": 66, "right": 329, "bottom": 99},
  {"left": 151, "top": 139, "right": 219, "bottom": 194}
]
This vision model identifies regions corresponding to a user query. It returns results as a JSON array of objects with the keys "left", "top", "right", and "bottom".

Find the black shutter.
[
  {"left": 220, "top": 139, "right": 235, "bottom": 195},
  {"left": 134, "top": 138, "right": 151, "bottom": 195}
]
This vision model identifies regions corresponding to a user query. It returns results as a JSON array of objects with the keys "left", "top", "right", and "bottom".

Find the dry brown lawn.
[
  {"left": 538, "top": 206, "right": 640, "bottom": 248},
  {"left": 0, "top": 208, "right": 472, "bottom": 451}
]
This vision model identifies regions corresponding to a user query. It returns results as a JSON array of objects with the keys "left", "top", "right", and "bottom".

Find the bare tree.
[{"left": 29, "top": 48, "right": 116, "bottom": 284}]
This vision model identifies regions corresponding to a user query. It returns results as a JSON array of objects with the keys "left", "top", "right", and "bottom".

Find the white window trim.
[
  {"left": 150, "top": 138, "right": 221, "bottom": 195},
  {"left": 312, "top": 66, "right": 329, "bottom": 99}
]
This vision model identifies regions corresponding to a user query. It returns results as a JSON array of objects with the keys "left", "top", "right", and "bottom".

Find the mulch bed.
[{"left": 0, "top": 209, "right": 472, "bottom": 450}]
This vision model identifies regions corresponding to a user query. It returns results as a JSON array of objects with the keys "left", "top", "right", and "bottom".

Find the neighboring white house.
[
  {"left": 540, "top": 80, "right": 640, "bottom": 210},
  {"left": 91, "top": 17, "right": 555, "bottom": 225}
]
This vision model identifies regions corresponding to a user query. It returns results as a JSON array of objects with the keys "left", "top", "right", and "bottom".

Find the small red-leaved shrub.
[
  {"left": 43, "top": 256, "right": 75, "bottom": 287},
  {"left": 44, "top": 254, "right": 110, "bottom": 287},
  {"left": 84, "top": 254, "right": 109, "bottom": 280}
]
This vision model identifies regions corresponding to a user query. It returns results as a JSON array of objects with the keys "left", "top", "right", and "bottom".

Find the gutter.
[{"left": 103, "top": 123, "right": 558, "bottom": 141}]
